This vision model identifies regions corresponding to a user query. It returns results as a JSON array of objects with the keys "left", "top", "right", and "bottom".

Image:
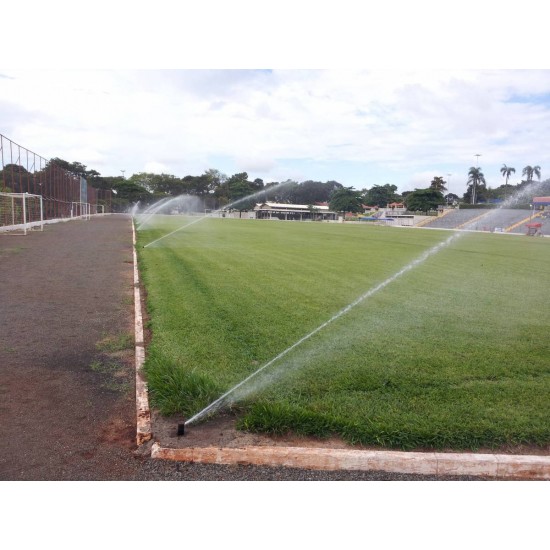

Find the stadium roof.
[{"left": 255, "top": 202, "right": 331, "bottom": 211}]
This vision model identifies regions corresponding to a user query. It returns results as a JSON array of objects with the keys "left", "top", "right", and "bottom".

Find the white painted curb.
[
  {"left": 132, "top": 219, "right": 152, "bottom": 445},
  {"left": 151, "top": 443, "right": 550, "bottom": 480}
]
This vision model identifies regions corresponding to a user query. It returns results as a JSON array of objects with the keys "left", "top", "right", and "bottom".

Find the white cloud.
[
  {"left": 235, "top": 156, "right": 276, "bottom": 175},
  {"left": 1, "top": 69, "right": 550, "bottom": 195},
  {"left": 143, "top": 161, "right": 169, "bottom": 174}
]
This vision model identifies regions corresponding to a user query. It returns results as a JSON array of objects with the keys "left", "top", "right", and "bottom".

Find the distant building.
[
  {"left": 533, "top": 196, "right": 550, "bottom": 207},
  {"left": 254, "top": 202, "right": 337, "bottom": 221},
  {"left": 533, "top": 197, "right": 550, "bottom": 219},
  {"left": 386, "top": 202, "right": 406, "bottom": 213}
]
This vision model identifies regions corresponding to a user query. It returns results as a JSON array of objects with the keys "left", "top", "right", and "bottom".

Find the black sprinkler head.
[{"left": 177, "top": 423, "right": 185, "bottom": 436}]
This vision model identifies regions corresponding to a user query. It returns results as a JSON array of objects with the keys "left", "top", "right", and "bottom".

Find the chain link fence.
[{"left": 0, "top": 133, "right": 111, "bottom": 227}]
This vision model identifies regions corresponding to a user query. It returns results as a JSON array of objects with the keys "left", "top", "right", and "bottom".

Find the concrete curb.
[
  {"left": 150, "top": 443, "right": 550, "bottom": 480},
  {"left": 132, "top": 219, "right": 152, "bottom": 445},
  {"left": 132, "top": 220, "right": 549, "bottom": 479}
]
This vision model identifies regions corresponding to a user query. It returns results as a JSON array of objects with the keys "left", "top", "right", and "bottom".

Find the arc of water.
[
  {"left": 135, "top": 196, "right": 173, "bottom": 230},
  {"left": 144, "top": 216, "right": 209, "bottom": 248},
  {"left": 183, "top": 179, "right": 546, "bottom": 425},
  {"left": 185, "top": 231, "right": 459, "bottom": 425},
  {"left": 141, "top": 182, "right": 291, "bottom": 248}
]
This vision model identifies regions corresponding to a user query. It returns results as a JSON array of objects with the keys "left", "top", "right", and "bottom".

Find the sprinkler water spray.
[
  {"left": 184, "top": 179, "right": 548, "bottom": 426},
  {"left": 138, "top": 181, "right": 294, "bottom": 248}
]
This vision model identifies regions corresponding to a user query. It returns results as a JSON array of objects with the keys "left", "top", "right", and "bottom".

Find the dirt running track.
[{"left": 0, "top": 215, "right": 483, "bottom": 481}]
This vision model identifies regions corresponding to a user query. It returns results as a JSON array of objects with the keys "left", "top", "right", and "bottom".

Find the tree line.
[{"left": 1, "top": 157, "right": 547, "bottom": 214}]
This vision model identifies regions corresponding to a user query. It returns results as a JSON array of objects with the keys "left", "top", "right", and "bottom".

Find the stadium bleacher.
[{"left": 421, "top": 208, "right": 535, "bottom": 233}]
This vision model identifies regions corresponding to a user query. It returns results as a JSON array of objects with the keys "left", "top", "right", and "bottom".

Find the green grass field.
[{"left": 137, "top": 216, "right": 550, "bottom": 450}]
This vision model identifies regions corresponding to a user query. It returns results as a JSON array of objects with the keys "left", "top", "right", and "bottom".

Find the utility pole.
[{"left": 121, "top": 170, "right": 126, "bottom": 179}]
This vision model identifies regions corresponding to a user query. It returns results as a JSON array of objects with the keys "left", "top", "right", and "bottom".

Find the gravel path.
[{"left": 0, "top": 215, "right": 481, "bottom": 481}]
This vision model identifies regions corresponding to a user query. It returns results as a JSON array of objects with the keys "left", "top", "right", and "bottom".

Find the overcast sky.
[{"left": 1, "top": 4, "right": 549, "bottom": 197}]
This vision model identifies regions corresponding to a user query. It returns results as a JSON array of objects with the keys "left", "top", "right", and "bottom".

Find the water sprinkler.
[{"left": 177, "top": 423, "right": 186, "bottom": 436}]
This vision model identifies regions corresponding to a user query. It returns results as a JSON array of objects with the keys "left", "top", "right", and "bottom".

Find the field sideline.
[{"left": 136, "top": 216, "right": 550, "bottom": 450}]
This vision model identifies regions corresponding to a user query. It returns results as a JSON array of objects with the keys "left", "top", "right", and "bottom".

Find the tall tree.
[
  {"left": 329, "top": 187, "right": 363, "bottom": 214},
  {"left": 500, "top": 164, "right": 516, "bottom": 199},
  {"left": 129, "top": 172, "right": 184, "bottom": 196},
  {"left": 467, "top": 166, "right": 486, "bottom": 204},
  {"left": 188, "top": 173, "right": 219, "bottom": 196},
  {"left": 429, "top": 176, "right": 447, "bottom": 192},
  {"left": 265, "top": 179, "right": 299, "bottom": 203},
  {"left": 202, "top": 168, "right": 227, "bottom": 192},
  {"left": 500, "top": 164, "right": 515, "bottom": 185},
  {"left": 49, "top": 157, "right": 101, "bottom": 182},
  {"left": 218, "top": 172, "right": 262, "bottom": 211},
  {"left": 522, "top": 165, "right": 541, "bottom": 184},
  {"left": 292, "top": 180, "right": 344, "bottom": 204},
  {"left": 0, "top": 163, "right": 31, "bottom": 192},
  {"left": 404, "top": 188, "right": 444, "bottom": 212},
  {"left": 444, "top": 193, "right": 460, "bottom": 205},
  {"left": 111, "top": 178, "right": 151, "bottom": 208},
  {"left": 363, "top": 184, "right": 400, "bottom": 207}
]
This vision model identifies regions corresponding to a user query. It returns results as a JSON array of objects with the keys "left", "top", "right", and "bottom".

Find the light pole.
[
  {"left": 447, "top": 173, "right": 452, "bottom": 205},
  {"left": 121, "top": 170, "right": 126, "bottom": 179}
]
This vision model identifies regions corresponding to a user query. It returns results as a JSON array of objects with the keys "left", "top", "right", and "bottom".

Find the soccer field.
[{"left": 137, "top": 216, "right": 550, "bottom": 450}]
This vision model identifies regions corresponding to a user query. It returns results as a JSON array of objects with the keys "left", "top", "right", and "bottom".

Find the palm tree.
[
  {"left": 500, "top": 164, "right": 515, "bottom": 199},
  {"left": 500, "top": 164, "right": 515, "bottom": 185},
  {"left": 522, "top": 165, "right": 541, "bottom": 184},
  {"left": 467, "top": 166, "right": 486, "bottom": 204},
  {"left": 430, "top": 176, "right": 447, "bottom": 192}
]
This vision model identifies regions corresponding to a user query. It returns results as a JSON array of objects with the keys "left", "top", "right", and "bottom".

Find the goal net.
[{"left": 0, "top": 192, "right": 44, "bottom": 235}]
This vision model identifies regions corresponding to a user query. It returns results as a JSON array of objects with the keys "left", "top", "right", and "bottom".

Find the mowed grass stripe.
[{"left": 137, "top": 217, "right": 550, "bottom": 450}]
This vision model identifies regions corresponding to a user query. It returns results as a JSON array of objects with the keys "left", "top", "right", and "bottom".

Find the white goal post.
[
  {"left": 0, "top": 192, "right": 44, "bottom": 235},
  {"left": 70, "top": 202, "right": 105, "bottom": 219},
  {"left": 71, "top": 201, "right": 91, "bottom": 220}
]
